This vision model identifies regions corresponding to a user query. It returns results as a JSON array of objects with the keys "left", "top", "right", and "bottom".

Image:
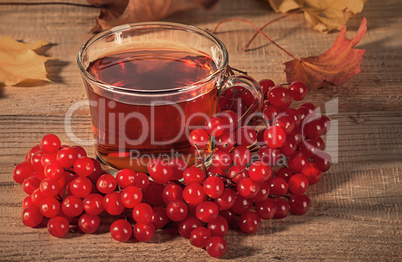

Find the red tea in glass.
[
  {"left": 77, "top": 22, "right": 263, "bottom": 173},
  {"left": 86, "top": 48, "right": 218, "bottom": 172}
]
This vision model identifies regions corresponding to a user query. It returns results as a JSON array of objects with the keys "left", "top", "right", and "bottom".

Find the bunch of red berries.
[{"left": 14, "top": 79, "right": 332, "bottom": 259}]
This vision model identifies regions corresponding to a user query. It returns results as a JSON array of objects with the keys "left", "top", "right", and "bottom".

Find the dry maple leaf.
[
  {"left": 284, "top": 17, "right": 367, "bottom": 91},
  {"left": 88, "top": 0, "right": 219, "bottom": 32},
  {"left": 0, "top": 36, "right": 52, "bottom": 86},
  {"left": 268, "top": 0, "right": 366, "bottom": 33}
]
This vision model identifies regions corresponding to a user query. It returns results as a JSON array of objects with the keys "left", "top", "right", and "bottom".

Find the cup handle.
[{"left": 218, "top": 74, "right": 264, "bottom": 124}]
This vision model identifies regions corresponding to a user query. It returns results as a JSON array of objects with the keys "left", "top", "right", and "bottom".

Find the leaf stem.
[
  {"left": 0, "top": 2, "right": 100, "bottom": 8},
  {"left": 243, "top": 9, "right": 302, "bottom": 51},
  {"left": 212, "top": 18, "right": 297, "bottom": 60}
]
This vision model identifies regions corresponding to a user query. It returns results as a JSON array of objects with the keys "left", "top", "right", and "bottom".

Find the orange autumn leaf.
[
  {"left": 0, "top": 36, "right": 52, "bottom": 86},
  {"left": 284, "top": 17, "right": 367, "bottom": 91},
  {"left": 88, "top": 0, "right": 219, "bottom": 33},
  {"left": 268, "top": 0, "right": 366, "bottom": 33}
]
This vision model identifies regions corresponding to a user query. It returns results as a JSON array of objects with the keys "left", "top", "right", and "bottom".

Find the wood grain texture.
[{"left": 0, "top": 0, "right": 401, "bottom": 261}]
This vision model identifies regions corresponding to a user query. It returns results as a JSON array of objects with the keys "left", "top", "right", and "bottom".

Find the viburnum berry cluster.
[{"left": 14, "top": 79, "right": 331, "bottom": 259}]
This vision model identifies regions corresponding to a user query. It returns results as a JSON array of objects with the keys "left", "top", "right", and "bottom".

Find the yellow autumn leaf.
[
  {"left": 0, "top": 36, "right": 52, "bottom": 86},
  {"left": 268, "top": 0, "right": 366, "bottom": 33}
]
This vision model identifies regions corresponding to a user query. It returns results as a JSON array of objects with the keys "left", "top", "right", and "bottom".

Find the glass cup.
[{"left": 77, "top": 22, "right": 263, "bottom": 173}]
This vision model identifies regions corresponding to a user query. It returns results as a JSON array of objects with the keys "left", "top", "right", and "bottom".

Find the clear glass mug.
[{"left": 77, "top": 22, "right": 263, "bottom": 173}]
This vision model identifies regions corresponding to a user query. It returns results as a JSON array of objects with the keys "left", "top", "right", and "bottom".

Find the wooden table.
[{"left": 1, "top": 0, "right": 401, "bottom": 261}]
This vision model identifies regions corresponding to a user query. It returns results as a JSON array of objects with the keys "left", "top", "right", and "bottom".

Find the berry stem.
[
  {"left": 212, "top": 18, "right": 297, "bottom": 60},
  {"left": 194, "top": 144, "right": 208, "bottom": 177}
]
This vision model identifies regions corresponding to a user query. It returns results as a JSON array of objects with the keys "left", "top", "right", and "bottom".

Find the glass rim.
[{"left": 76, "top": 21, "right": 229, "bottom": 95}]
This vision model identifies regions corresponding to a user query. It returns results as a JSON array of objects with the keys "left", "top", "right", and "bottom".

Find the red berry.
[
  {"left": 232, "top": 194, "right": 253, "bottom": 215},
  {"left": 215, "top": 188, "right": 236, "bottom": 210},
  {"left": 304, "top": 119, "right": 325, "bottom": 139},
  {"left": 211, "top": 150, "right": 232, "bottom": 170},
  {"left": 44, "top": 162, "right": 64, "bottom": 180},
  {"left": 248, "top": 161, "right": 272, "bottom": 183},
  {"left": 134, "top": 172, "right": 150, "bottom": 191},
  {"left": 183, "top": 167, "right": 205, "bottom": 185},
  {"left": 132, "top": 203, "right": 153, "bottom": 224},
  {"left": 302, "top": 162, "right": 322, "bottom": 185},
  {"left": 83, "top": 193, "right": 104, "bottom": 216},
  {"left": 262, "top": 105, "right": 279, "bottom": 122},
  {"left": 285, "top": 108, "right": 301, "bottom": 127},
  {"left": 290, "top": 194, "right": 310, "bottom": 215},
  {"left": 206, "top": 236, "right": 227, "bottom": 258},
  {"left": 103, "top": 191, "right": 125, "bottom": 215},
  {"left": 269, "top": 177, "right": 289, "bottom": 195},
  {"left": 237, "top": 178, "right": 259, "bottom": 199},
  {"left": 22, "top": 206, "right": 43, "bottom": 227},
  {"left": 24, "top": 145, "right": 41, "bottom": 163},
  {"left": 195, "top": 201, "right": 219, "bottom": 223},
  {"left": 183, "top": 183, "right": 205, "bottom": 206},
  {"left": 40, "top": 134, "right": 61, "bottom": 154},
  {"left": 39, "top": 197, "right": 60, "bottom": 218},
  {"left": 288, "top": 173, "right": 309, "bottom": 194},
  {"left": 13, "top": 162, "right": 35, "bottom": 184},
  {"left": 166, "top": 200, "right": 188, "bottom": 221},
  {"left": 274, "top": 167, "right": 293, "bottom": 182},
  {"left": 273, "top": 199, "right": 290, "bottom": 219},
  {"left": 168, "top": 158, "right": 187, "bottom": 180},
  {"left": 216, "top": 110, "right": 238, "bottom": 132},
  {"left": 73, "top": 156, "right": 95, "bottom": 177},
  {"left": 148, "top": 159, "right": 172, "bottom": 185},
  {"left": 239, "top": 211, "right": 261, "bottom": 234},
  {"left": 178, "top": 214, "right": 203, "bottom": 239},
  {"left": 151, "top": 206, "right": 169, "bottom": 229},
  {"left": 235, "top": 126, "right": 257, "bottom": 147},
  {"left": 312, "top": 152, "right": 332, "bottom": 172},
  {"left": 41, "top": 153, "right": 58, "bottom": 168},
  {"left": 56, "top": 147, "right": 77, "bottom": 168},
  {"left": 72, "top": 145, "right": 87, "bottom": 159},
  {"left": 215, "top": 132, "right": 236, "bottom": 152},
  {"left": 189, "top": 128, "right": 209, "bottom": 148},
  {"left": 268, "top": 85, "right": 292, "bottom": 110},
  {"left": 231, "top": 146, "right": 251, "bottom": 166},
  {"left": 121, "top": 186, "right": 143, "bottom": 208},
  {"left": 259, "top": 79, "right": 275, "bottom": 97},
  {"left": 143, "top": 181, "right": 164, "bottom": 205},
  {"left": 22, "top": 176, "right": 41, "bottom": 195},
  {"left": 252, "top": 182, "right": 270, "bottom": 203},
  {"left": 115, "top": 169, "right": 136, "bottom": 188},
  {"left": 288, "top": 151, "right": 308, "bottom": 173},
  {"left": 110, "top": 219, "right": 132, "bottom": 242},
  {"left": 289, "top": 81, "right": 307, "bottom": 101},
  {"left": 264, "top": 126, "right": 286, "bottom": 148},
  {"left": 273, "top": 115, "right": 295, "bottom": 135},
  {"left": 255, "top": 198, "right": 277, "bottom": 220},
  {"left": 203, "top": 176, "right": 224, "bottom": 199},
  {"left": 40, "top": 178, "right": 61, "bottom": 198},
  {"left": 62, "top": 196, "right": 83, "bottom": 217},
  {"left": 205, "top": 117, "right": 225, "bottom": 137},
  {"left": 78, "top": 213, "right": 100, "bottom": 234},
  {"left": 70, "top": 176, "right": 93, "bottom": 198},
  {"left": 319, "top": 115, "right": 331, "bottom": 134},
  {"left": 162, "top": 183, "right": 183, "bottom": 204},
  {"left": 207, "top": 216, "right": 228, "bottom": 237},
  {"left": 280, "top": 136, "right": 297, "bottom": 156},
  {"left": 96, "top": 174, "right": 117, "bottom": 194},
  {"left": 133, "top": 222, "right": 155, "bottom": 242},
  {"left": 258, "top": 146, "right": 280, "bottom": 166},
  {"left": 47, "top": 216, "right": 69, "bottom": 238},
  {"left": 190, "top": 227, "right": 211, "bottom": 248}
]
